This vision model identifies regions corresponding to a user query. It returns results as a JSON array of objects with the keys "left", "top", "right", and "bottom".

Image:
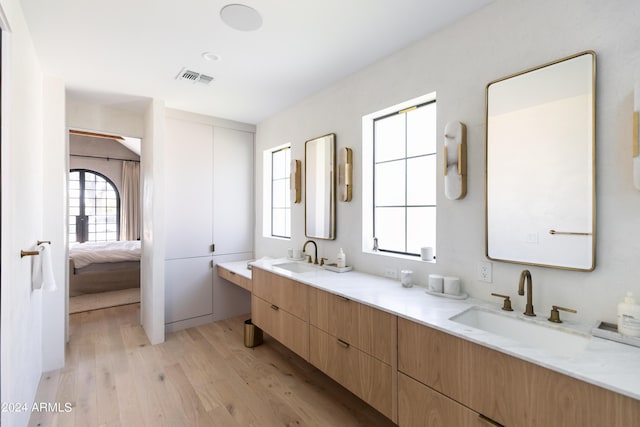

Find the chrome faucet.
[
  {"left": 518, "top": 269, "right": 535, "bottom": 316},
  {"left": 303, "top": 240, "right": 318, "bottom": 264}
]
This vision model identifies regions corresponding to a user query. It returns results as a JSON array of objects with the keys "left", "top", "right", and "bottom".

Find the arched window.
[{"left": 69, "top": 169, "right": 120, "bottom": 243}]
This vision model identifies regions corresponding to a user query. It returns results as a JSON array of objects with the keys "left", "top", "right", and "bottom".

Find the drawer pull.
[
  {"left": 337, "top": 295, "right": 350, "bottom": 302},
  {"left": 270, "top": 304, "right": 280, "bottom": 311},
  {"left": 337, "top": 338, "right": 350, "bottom": 348},
  {"left": 229, "top": 271, "right": 236, "bottom": 275},
  {"left": 478, "top": 414, "right": 504, "bottom": 427}
]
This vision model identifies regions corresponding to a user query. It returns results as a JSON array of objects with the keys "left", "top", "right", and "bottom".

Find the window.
[
  {"left": 69, "top": 169, "right": 120, "bottom": 243},
  {"left": 363, "top": 95, "right": 437, "bottom": 257},
  {"left": 263, "top": 145, "right": 291, "bottom": 239}
]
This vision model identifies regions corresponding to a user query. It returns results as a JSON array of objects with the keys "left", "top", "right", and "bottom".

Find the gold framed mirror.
[
  {"left": 485, "top": 51, "right": 596, "bottom": 271},
  {"left": 305, "top": 133, "right": 336, "bottom": 240}
]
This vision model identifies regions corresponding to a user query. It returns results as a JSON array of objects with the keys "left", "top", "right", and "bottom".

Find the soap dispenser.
[
  {"left": 336, "top": 248, "right": 346, "bottom": 268},
  {"left": 618, "top": 292, "right": 640, "bottom": 337}
]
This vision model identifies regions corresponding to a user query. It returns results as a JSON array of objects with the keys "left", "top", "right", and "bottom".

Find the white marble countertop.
[
  {"left": 217, "top": 259, "right": 253, "bottom": 280},
  {"left": 221, "top": 257, "right": 640, "bottom": 401}
]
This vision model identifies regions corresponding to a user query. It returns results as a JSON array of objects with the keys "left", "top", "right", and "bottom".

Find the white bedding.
[{"left": 69, "top": 240, "right": 141, "bottom": 269}]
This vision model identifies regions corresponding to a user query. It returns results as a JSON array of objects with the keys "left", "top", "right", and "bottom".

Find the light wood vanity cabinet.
[
  {"left": 309, "top": 287, "right": 397, "bottom": 421},
  {"left": 398, "top": 317, "right": 640, "bottom": 427},
  {"left": 251, "top": 267, "right": 309, "bottom": 360}
]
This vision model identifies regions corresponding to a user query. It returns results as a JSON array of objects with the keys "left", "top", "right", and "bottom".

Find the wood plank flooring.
[{"left": 29, "top": 304, "right": 396, "bottom": 427}]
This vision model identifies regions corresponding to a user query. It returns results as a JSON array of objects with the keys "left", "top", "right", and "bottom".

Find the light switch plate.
[{"left": 384, "top": 268, "right": 397, "bottom": 279}]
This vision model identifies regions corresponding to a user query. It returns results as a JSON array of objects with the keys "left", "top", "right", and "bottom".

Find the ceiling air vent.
[{"left": 176, "top": 68, "right": 214, "bottom": 85}]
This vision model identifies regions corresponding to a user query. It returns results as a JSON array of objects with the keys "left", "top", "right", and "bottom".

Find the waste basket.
[{"left": 244, "top": 318, "right": 263, "bottom": 348}]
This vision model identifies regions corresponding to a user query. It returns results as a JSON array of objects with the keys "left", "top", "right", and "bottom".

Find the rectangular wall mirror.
[
  {"left": 485, "top": 51, "right": 596, "bottom": 271},
  {"left": 305, "top": 133, "right": 336, "bottom": 240}
]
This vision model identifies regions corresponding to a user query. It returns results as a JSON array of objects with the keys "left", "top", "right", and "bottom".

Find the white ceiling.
[{"left": 20, "top": 0, "right": 493, "bottom": 124}]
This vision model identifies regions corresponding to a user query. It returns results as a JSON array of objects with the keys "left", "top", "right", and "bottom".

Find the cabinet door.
[
  {"left": 212, "top": 127, "right": 254, "bottom": 255},
  {"left": 165, "top": 257, "right": 213, "bottom": 324},
  {"left": 398, "top": 373, "right": 485, "bottom": 427},
  {"left": 165, "top": 118, "right": 214, "bottom": 259}
]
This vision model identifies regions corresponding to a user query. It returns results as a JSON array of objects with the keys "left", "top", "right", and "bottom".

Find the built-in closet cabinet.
[{"left": 164, "top": 115, "right": 254, "bottom": 331}]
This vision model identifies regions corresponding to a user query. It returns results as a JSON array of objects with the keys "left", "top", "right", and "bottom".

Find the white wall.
[
  {"left": 0, "top": 0, "right": 46, "bottom": 425},
  {"left": 255, "top": 0, "right": 640, "bottom": 326},
  {"left": 69, "top": 135, "right": 140, "bottom": 195},
  {"left": 141, "top": 99, "right": 165, "bottom": 345},
  {"left": 66, "top": 98, "right": 145, "bottom": 138}
]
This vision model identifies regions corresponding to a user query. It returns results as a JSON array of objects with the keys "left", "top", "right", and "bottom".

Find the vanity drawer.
[
  {"left": 216, "top": 265, "right": 252, "bottom": 292},
  {"left": 398, "top": 317, "right": 640, "bottom": 427},
  {"left": 398, "top": 317, "right": 466, "bottom": 402},
  {"left": 310, "top": 326, "right": 393, "bottom": 419},
  {"left": 309, "top": 287, "right": 396, "bottom": 364},
  {"left": 252, "top": 267, "right": 308, "bottom": 320},
  {"left": 309, "top": 287, "right": 358, "bottom": 344},
  {"left": 252, "top": 294, "right": 309, "bottom": 360},
  {"left": 398, "top": 373, "right": 486, "bottom": 427}
]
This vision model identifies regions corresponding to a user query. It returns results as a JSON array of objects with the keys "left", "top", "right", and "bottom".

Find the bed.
[{"left": 69, "top": 240, "right": 141, "bottom": 297}]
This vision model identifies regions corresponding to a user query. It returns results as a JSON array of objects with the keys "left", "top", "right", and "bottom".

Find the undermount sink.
[
  {"left": 272, "top": 261, "right": 320, "bottom": 274},
  {"left": 450, "top": 307, "right": 590, "bottom": 358}
]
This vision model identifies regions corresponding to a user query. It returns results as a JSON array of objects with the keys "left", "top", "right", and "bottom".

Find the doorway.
[{"left": 67, "top": 130, "right": 142, "bottom": 314}]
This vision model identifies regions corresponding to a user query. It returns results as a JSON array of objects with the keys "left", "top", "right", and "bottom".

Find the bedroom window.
[
  {"left": 362, "top": 93, "right": 437, "bottom": 258},
  {"left": 69, "top": 169, "right": 120, "bottom": 243}
]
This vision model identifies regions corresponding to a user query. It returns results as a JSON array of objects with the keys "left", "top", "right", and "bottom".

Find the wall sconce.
[
  {"left": 443, "top": 121, "right": 467, "bottom": 200},
  {"left": 634, "top": 111, "right": 639, "bottom": 190},
  {"left": 339, "top": 147, "right": 353, "bottom": 202},
  {"left": 634, "top": 83, "right": 640, "bottom": 190},
  {"left": 290, "top": 159, "right": 301, "bottom": 203}
]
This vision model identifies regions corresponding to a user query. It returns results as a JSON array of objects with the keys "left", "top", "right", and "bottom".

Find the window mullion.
[{"left": 404, "top": 112, "right": 409, "bottom": 254}]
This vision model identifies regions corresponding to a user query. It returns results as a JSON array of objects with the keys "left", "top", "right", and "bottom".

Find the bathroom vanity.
[{"left": 218, "top": 259, "right": 640, "bottom": 426}]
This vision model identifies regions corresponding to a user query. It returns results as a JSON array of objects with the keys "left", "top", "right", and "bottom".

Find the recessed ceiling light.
[
  {"left": 202, "top": 52, "right": 221, "bottom": 62},
  {"left": 220, "top": 4, "right": 262, "bottom": 32}
]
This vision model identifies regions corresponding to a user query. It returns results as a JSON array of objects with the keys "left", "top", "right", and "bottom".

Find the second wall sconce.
[
  {"left": 634, "top": 82, "right": 640, "bottom": 190},
  {"left": 443, "top": 121, "right": 467, "bottom": 200},
  {"left": 339, "top": 147, "right": 353, "bottom": 202},
  {"left": 290, "top": 159, "right": 301, "bottom": 203}
]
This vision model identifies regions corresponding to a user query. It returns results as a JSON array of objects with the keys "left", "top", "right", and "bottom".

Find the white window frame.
[
  {"left": 262, "top": 143, "right": 292, "bottom": 239},
  {"left": 362, "top": 92, "right": 437, "bottom": 259}
]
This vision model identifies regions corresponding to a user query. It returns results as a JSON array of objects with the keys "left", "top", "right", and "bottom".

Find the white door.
[
  {"left": 164, "top": 257, "right": 213, "bottom": 324},
  {"left": 165, "top": 118, "right": 214, "bottom": 260},
  {"left": 212, "top": 127, "right": 254, "bottom": 255}
]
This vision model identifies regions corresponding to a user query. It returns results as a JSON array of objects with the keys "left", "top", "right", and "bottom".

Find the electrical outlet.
[
  {"left": 384, "top": 268, "right": 397, "bottom": 279},
  {"left": 477, "top": 261, "right": 493, "bottom": 283}
]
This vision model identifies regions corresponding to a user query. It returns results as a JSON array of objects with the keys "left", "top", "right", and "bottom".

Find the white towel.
[{"left": 31, "top": 244, "right": 57, "bottom": 291}]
